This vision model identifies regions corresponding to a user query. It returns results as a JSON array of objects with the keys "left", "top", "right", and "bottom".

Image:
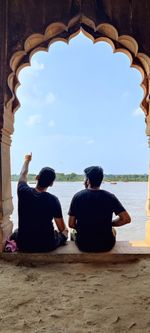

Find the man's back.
[
  {"left": 18, "top": 181, "right": 62, "bottom": 252},
  {"left": 69, "top": 188, "right": 125, "bottom": 251}
]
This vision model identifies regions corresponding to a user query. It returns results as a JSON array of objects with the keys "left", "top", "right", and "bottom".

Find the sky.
[{"left": 11, "top": 32, "right": 148, "bottom": 175}]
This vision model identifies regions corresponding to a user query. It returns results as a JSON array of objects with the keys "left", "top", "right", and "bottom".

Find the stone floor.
[{"left": 1, "top": 240, "right": 150, "bottom": 265}]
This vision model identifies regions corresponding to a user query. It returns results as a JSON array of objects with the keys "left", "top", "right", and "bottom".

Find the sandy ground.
[{"left": 0, "top": 259, "right": 150, "bottom": 333}]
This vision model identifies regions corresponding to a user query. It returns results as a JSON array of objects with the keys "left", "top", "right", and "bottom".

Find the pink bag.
[{"left": 4, "top": 239, "right": 18, "bottom": 252}]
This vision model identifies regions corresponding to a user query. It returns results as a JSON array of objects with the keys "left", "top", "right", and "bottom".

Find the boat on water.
[{"left": 110, "top": 182, "right": 117, "bottom": 185}]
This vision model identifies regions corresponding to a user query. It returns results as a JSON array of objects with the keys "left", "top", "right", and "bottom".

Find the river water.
[{"left": 11, "top": 181, "right": 148, "bottom": 241}]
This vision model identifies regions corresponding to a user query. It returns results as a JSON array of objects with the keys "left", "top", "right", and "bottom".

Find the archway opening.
[{"left": 11, "top": 32, "right": 148, "bottom": 241}]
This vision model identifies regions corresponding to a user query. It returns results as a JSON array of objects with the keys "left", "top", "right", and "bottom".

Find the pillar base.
[
  {"left": 145, "top": 220, "right": 150, "bottom": 244},
  {"left": 0, "top": 217, "right": 13, "bottom": 252}
]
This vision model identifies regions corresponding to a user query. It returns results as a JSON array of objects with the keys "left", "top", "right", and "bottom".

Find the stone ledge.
[{"left": 1, "top": 241, "right": 150, "bottom": 264}]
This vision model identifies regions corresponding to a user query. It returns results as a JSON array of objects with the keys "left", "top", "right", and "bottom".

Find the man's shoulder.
[
  {"left": 18, "top": 181, "right": 30, "bottom": 191},
  {"left": 46, "top": 192, "right": 60, "bottom": 203},
  {"left": 100, "top": 189, "right": 115, "bottom": 197},
  {"left": 72, "top": 189, "right": 88, "bottom": 199},
  {"left": 100, "top": 189, "right": 120, "bottom": 200},
  {"left": 72, "top": 189, "right": 119, "bottom": 202},
  {"left": 73, "top": 189, "right": 115, "bottom": 197}
]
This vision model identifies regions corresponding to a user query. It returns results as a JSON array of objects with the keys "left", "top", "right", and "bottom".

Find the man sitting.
[
  {"left": 11, "top": 153, "right": 68, "bottom": 252},
  {"left": 68, "top": 166, "right": 131, "bottom": 252}
]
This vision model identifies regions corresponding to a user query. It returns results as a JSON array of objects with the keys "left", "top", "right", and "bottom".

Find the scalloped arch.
[{"left": 7, "top": 20, "right": 150, "bottom": 116}]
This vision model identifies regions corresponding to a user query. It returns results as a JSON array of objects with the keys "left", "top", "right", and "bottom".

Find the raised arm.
[
  {"left": 18, "top": 153, "right": 32, "bottom": 183},
  {"left": 112, "top": 211, "right": 131, "bottom": 227}
]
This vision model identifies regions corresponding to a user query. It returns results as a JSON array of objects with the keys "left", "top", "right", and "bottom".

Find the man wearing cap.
[
  {"left": 68, "top": 166, "right": 131, "bottom": 252},
  {"left": 11, "top": 153, "right": 68, "bottom": 252}
]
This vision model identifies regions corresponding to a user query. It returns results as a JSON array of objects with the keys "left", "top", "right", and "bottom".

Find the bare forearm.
[
  {"left": 54, "top": 217, "right": 68, "bottom": 232},
  {"left": 112, "top": 211, "right": 131, "bottom": 227},
  {"left": 18, "top": 154, "right": 32, "bottom": 183},
  {"left": 70, "top": 224, "right": 77, "bottom": 230},
  {"left": 112, "top": 217, "right": 125, "bottom": 227},
  {"left": 68, "top": 216, "right": 77, "bottom": 230},
  {"left": 19, "top": 160, "right": 30, "bottom": 183},
  {"left": 54, "top": 218, "right": 68, "bottom": 239}
]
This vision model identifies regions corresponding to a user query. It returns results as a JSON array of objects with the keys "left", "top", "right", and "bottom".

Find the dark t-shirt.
[
  {"left": 17, "top": 181, "right": 62, "bottom": 252},
  {"left": 68, "top": 189, "right": 126, "bottom": 252}
]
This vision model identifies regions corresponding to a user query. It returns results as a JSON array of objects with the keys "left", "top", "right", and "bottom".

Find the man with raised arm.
[
  {"left": 11, "top": 153, "right": 68, "bottom": 252},
  {"left": 68, "top": 166, "right": 131, "bottom": 252}
]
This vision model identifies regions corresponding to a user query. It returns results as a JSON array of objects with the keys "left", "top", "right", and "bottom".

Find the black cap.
[{"left": 84, "top": 166, "right": 103, "bottom": 178}]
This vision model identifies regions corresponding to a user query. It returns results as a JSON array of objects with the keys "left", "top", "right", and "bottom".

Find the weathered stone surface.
[
  {"left": 0, "top": 0, "right": 150, "bottom": 250},
  {"left": 4, "top": 0, "right": 150, "bottom": 57},
  {"left": 1, "top": 241, "right": 150, "bottom": 265}
]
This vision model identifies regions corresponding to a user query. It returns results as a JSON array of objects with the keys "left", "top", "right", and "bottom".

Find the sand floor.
[{"left": 0, "top": 259, "right": 150, "bottom": 333}]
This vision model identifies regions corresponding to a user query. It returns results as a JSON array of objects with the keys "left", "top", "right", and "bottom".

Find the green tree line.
[{"left": 11, "top": 173, "right": 148, "bottom": 182}]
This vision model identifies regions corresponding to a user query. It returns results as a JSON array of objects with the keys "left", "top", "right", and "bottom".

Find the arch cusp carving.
[{"left": 6, "top": 19, "right": 150, "bottom": 117}]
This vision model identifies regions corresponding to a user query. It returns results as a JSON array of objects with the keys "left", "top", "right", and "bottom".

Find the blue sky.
[{"left": 11, "top": 32, "right": 148, "bottom": 175}]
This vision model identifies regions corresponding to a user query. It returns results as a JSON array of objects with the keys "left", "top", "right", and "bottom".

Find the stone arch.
[
  {"left": 6, "top": 20, "right": 150, "bottom": 118},
  {"left": 1, "top": 17, "right": 150, "bottom": 250}
]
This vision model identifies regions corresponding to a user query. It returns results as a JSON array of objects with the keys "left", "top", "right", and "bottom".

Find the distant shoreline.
[{"left": 11, "top": 173, "right": 148, "bottom": 182}]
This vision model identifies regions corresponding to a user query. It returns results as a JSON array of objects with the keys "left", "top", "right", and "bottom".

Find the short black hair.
[
  {"left": 38, "top": 167, "right": 56, "bottom": 188},
  {"left": 84, "top": 166, "right": 103, "bottom": 187}
]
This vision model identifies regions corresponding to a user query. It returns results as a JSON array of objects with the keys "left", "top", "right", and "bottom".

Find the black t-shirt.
[
  {"left": 68, "top": 189, "right": 126, "bottom": 252},
  {"left": 17, "top": 181, "right": 62, "bottom": 252}
]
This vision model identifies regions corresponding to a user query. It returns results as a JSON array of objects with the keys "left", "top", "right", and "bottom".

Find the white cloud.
[
  {"left": 86, "top": 139, "right": 95, "bottom": 145},
  {"left": 48, "top": 120, "right": 55, "bottom": 128},
  {"left": 132, "top": 107, "right": 144, "bottom": 117},
  {"left": 31, "top": 59, "right": 44, "bottom": 71},
  {"left": 46, "top": 92, "right": 56, "bottom": 105},
  {"left": 25, "top": 114, "right": 41, "bottom": 126}
]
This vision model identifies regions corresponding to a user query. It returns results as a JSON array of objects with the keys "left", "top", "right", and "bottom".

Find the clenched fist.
[{"left": 24, "top": 153, "right": 32, "bottom": 162}]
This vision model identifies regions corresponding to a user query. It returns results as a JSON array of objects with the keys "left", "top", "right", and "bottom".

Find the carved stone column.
[
  {"left": 0, "top": 106, "right": 14, "bottom": 252},
  {"left": 145, "top": 78, "right": 150, "bottom": 244},
  {"left": 0, "top": 0, "right": 14, "bottom": 251}
]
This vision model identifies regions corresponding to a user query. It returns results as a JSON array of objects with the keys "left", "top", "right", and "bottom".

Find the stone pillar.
[
  {"left": 145, "top": 79, "right": 150, "bottom": 243},
  {"left": 145, "top": 167, "right": 150, "bottom": 239},
  {"left": 145, "top": 129, "right": 150, "bottom": 244},
  {"left": 0, "top": 107, "right": 14, "bottom": 252},
  {"left": 0, "top": 0, "right": 14, "bottom": 251},
  {"left": 145, "top": 161, "right": 150, "bottom": 243}
]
